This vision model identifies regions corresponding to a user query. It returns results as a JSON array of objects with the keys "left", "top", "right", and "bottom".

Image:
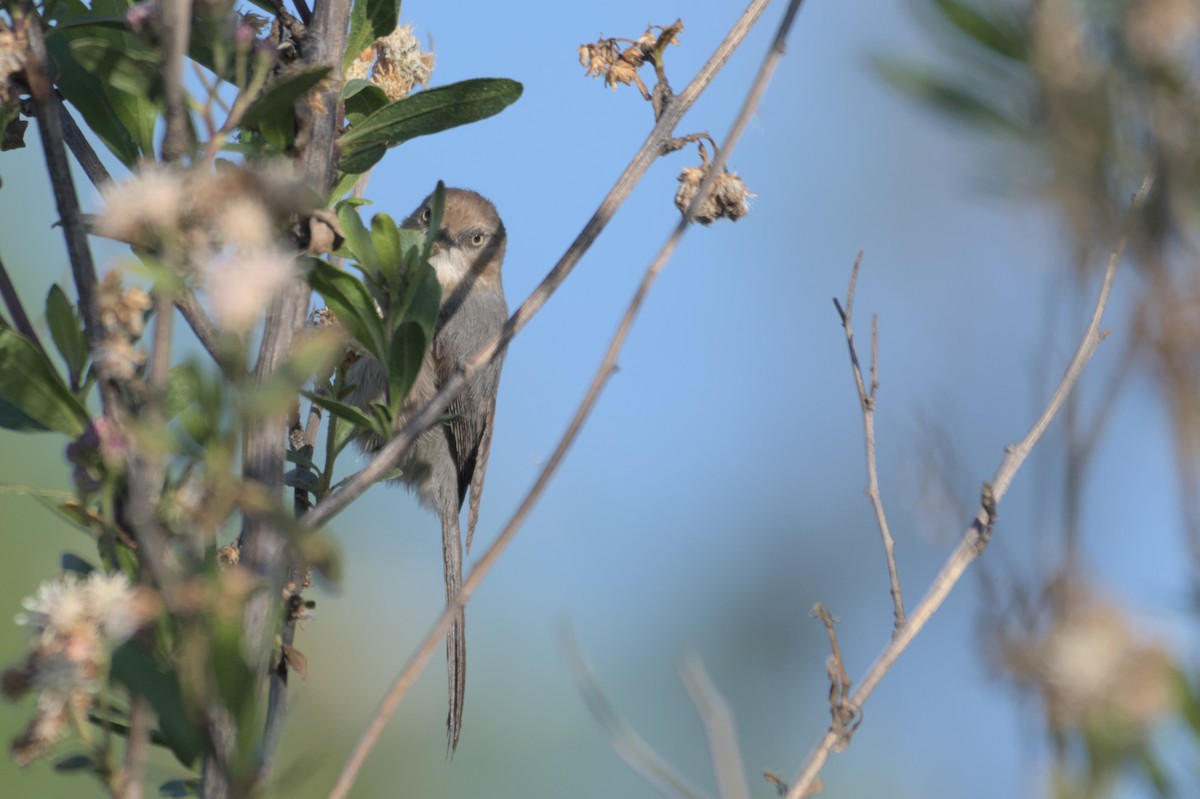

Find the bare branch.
[
  {"left": 20, "top": 4, "right": 119, "bottom": 414},
  {"left": 784, "top": 173, "right": 1155, "bottom": 799},
  {"left": 678, "top": 654, "right": 751, "bottom": 799},
  {"left": 0, "top": 252, "right": 49, "bottom": 360},
  {"left": 325, "top": 2, "right": 807, "bottom": 794},
  {"left": 563, "top": 629, "right": 714, "bottom": 799},
  {"left": 834, "top": 253, "right": 905, "bottom": 629},
  {"left": 54, "top": 92, "right": 111, "bottom": 187},
  {"left": 157, "top": 0, "right": 192, "bottom": 163}
]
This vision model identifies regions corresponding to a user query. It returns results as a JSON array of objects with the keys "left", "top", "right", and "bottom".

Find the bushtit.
[{"left": 346, "top": 188, "right": 508, "bottom": 751}]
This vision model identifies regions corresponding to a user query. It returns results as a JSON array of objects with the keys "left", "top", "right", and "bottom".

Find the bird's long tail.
[{"left": 442, "top": 513, "right": 466, "bottom": 754}]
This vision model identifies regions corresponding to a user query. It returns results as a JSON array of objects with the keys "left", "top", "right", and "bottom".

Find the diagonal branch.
[
  {"left": 325, "top": 2, "right": 807, "bottom": 795},
  {"left": 20, "top": 2, "right": 118, "bottom": 414},
  {"left": 783, "top": 173, "right": 1155, "bottom": 799}
]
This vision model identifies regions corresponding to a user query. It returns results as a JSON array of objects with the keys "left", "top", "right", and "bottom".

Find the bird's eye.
[
  {"left": 470, "top": 232, "right": 486, "bottom": 247},
  {"left": 419, "top": 206, "right": 432, "bottom": 224}
]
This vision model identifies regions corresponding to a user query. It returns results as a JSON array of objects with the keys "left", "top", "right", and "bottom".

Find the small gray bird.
[{"left": 346, "top": 188, "right": 508, "bottom": 752}]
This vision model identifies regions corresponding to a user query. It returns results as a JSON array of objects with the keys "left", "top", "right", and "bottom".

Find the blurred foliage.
[{"left": 885, "top": 1, "right": 1200, "bottom": 796}]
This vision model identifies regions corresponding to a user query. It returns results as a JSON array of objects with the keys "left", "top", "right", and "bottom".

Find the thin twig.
[
  {"left": 833, "top": 253, "right": 905, "bottom": 630},
  {"left": 325, "top": 3, "right": 805, "bottom": 795},
  {"left": 157, "top": 0, "right": 192, "bottom": 163},
  {"left": 0, "top": 252, "right": 49, "bottom": 359},
  {"left": 784, "top": 173, "right": 1155, "bottom": 799},
  {"left": 120, "top": 696, "right": 151, "bottom": 799},
  {"left": 174, "top": 289, "right": 234, "bottom": 373},
  {"left": 20, "top": 3, "right": 118, "bottom": 414},
  {"left": 810, "top": 604, "right": 857, "bottom": 749},
  {"left": 563, "top": 629, "right": 713, "bottom": 799},
  {"left": 54, "top": 92, "right": 112, "bottom": 187},
  {"left": 678, "top": 654, "right": 751, "bottom": 799},
  {"left": 301, "top": 0, "right": 777, "bottom": 531}
]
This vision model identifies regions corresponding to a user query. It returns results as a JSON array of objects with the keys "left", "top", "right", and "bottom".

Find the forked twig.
[
  {"left": 832, "top": 253, "right": 905, "bottom": 630},
  {"left": 785, "top": 173, "right": 1154, "bottom": 798}
]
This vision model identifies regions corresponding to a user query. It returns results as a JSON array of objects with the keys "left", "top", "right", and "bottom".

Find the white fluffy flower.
[
  {"left": 201, "top": 247, "right": 299, "bottom": 333},
  {"left": 96, "top": 165, "right": 185, "bottom": 242}
]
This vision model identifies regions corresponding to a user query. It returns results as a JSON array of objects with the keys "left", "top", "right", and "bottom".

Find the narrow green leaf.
[
  {"left": 301, "top": 390, "right": 388, "bottom": 440},
  {"left": 932, "top": 0, "right": 1027, "bottom": 62},
  {"left": 339, "top": 78, "right": 523, "bottom": 167},
  {"left": 335, "top": 204, "right": 381, "bottom": 276},
  {"left": 111, "top": 643, "right": 203, "bottom": 768},
  {"left": 876, "top": 59, "right": 1026, "bottom": 132},
  {"left": 158, "top": 779, "right": 199, "bottom": 798},
  {"left": 338, "top": 144, "right": 388, "bottom": 176},
  {"left": 53, "top": 754, "right": 95, "bottom": 772},
  {"left": 0, "top": 329, "right": 89, "bottom": 436},
  {"left": 239, "top": 65, "right": 332, "bottom": 128},
  {"left": 396, "top": 256, "right": 441, "bottom": 341},
  {"left": 46, "top": 33, "right": 141, "bottom": 165},
  {"left": 344, "top": 80, "right": 389, "bottom": 127},
  {"left": 46, "top": 284, "right": 89, "bottom": 388},
  {"left": 344, "top": 0, "right": 402, "bottom": 72},
  {"left": 307, "top": 260, "right": 387, "bottom": 363},
  {"left": 60, "top": 552, "right": 96, "bottom": 576},
  {"left": 370, "top": 214, "right": 402, "bottom": 276},
  {"left": 387, "top": 322, "right": 427, "bottom": 416}
]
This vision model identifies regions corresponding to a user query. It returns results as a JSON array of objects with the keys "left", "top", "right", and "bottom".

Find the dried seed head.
[{"left": 674, "top": 165, "right": 754, "bottom": 224}]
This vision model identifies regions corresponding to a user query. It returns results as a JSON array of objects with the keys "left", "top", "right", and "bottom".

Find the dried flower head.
[
  {"left": 346, "top": 23, "right": 434, "bottom": 102},
  {"left": 0, "top": 24, "right": 26, "bottom": 109},
  {"left": 675, "top": 165, "right": 754, "bottom": 224},
  {"left": 94, "top": 271, "right": 151, "bottom": 383},
  {"left": 578, "top": 21, "right": 682, "bottom": 99}
]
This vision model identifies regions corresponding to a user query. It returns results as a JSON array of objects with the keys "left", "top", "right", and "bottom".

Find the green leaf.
[
  {"left": 387, "top": 322, "right": 427, "bottom": 415},
  {"left": 932, "top": 0, "right": 1027, "bottom": 62},
  {"left": 876, "top": 59, "right": 1026, "bottom": 132},
  {"left": 45, "top": 284, "right": 89, "bottom": 389},
  {"left": 307, "top": 260, "right": 387, "bottom": 363},
  {"left": 158, "top": 778, "right": 199, "bottom": 798},
  {"left": 54, "top": 16, "right": 162, "bottom": 160},
  {"left": 339, "top": 79, "right": 523, "bottom": 171},
  {"left": 0, "top": 329, "right": 89, "bottom": 436},
  {"left": 239, "top": 65, "right": 332, "bottom": 129},
  {"left": 60, "top": 552, "right": 96, "bottom": 576},
  {"left": 370, "top": 214, "right": 402, "bottom": 276},
  {"left": 111, "top": 643, "right": 203, "bottom": 768},
  {"left": 301, "top": 390, "right": 388, "bottom": 439},
  {"left": 46, "top": 32, "right": 141, "bottom": 165},
  {"left": 395, "top": 250, "right": 441, "bottom": 341},
  {"left": 284, "top": 467, "right": 321, "bottom": 493},
  {"left": 53, "top": 754, "right": 95, "bottom": 772},
  {"left": 335, "top": 204, "right": 381, "bottom": 277},
  {"left": 339, "top": 144, "right": 388, "bottom": 176},
  {"left": 344, "top": 0, "right": 402, "bottom": 72},
  {"left": 344, "top": 80, "right": 390, "bottom": 127}
]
